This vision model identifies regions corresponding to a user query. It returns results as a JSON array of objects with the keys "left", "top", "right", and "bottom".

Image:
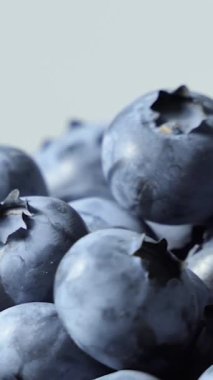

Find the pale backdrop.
[{"left": 0, "top": 0, "right": 212, "bottom": 152}]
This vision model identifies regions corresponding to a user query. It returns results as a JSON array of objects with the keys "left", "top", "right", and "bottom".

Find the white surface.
[{"left": 0, "top": 0, "right": 212, "bottom": 152}]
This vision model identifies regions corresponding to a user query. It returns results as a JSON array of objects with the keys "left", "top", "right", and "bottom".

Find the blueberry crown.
[
  {"left": 134, "top": 235, "right": 181, "bottom": 284},
  {"left": 0, "top": 189, "right": 32, "bottom": 244}
]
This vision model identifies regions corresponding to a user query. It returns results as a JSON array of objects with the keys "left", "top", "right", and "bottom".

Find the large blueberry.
[
  {"left": 0, "top": 145, "right": 47, "bottom": 200},
  {"left": 70, "top": 197, "right": 143, "bottom": 233},
  {"left": 102, "top": 85, "right": 213, "bottom": 224},
  {"left": 35, "top": 120, "right": 111, "bottom": 201},
  {"left": 94, "top": 370, "right": 159, "bottom": 379},
  {"left": 54, "top": 229, "right": 209, "bottom": 378},
  {"left": 0, "top": 302, "right": 112, "bottom": 379},
  {"left": 0, "top": 190, "right": 88, "bottom": 310}
]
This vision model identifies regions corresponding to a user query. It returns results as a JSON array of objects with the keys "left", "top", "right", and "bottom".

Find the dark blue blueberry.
[
  {"left": 102, "top": 85, "right": 213, "bottom": 224},
  {"left": 0, "top": 145, "right": 48, "bottom": 200},
  {"left": 54, "top": 229, "right": 209, "bottom": 378},
  {"left": 0, "top": 190, "right": 88, "bottom": 310},
  {"left": 0, "top": 302, "right": 112, "bottom": 379}
]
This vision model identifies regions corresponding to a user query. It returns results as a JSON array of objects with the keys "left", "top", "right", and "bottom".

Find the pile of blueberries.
[{"left": 1, "top": 86, "right": 213, "bottom": 380}]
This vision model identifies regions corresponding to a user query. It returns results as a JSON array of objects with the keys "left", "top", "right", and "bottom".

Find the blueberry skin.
[
  {"left": 188, "top": 306, "right": 213, "bottom": 379},
  {"left": 0, "top": 302, "right": 112, "bottom": 380},
  {"left": 35, "top": 121, "right": 111, "bottom": 201},
  {"left": 70, "top": 197, "right": 143, "bottom": 233},
  {"left": 0, "top": 146, "right": 48, "bottom": 200},
  {"left": 186, "top": 239, "right": 213, "bottom": 293},
  {"left": 145, "top": 221, "right": 192, "bottom": 250},
  {"left": 95, "top": 370, "right": 159, "bottom": 379},
  {"left": 0, "top": 195, "right": 88, "bottom": 310},
  {"left": 198, "top": 366, "right": 213, "bottom": 380},
  {"left": 102, "top": 86, "right": 213, "bottom": 224},
  {"left": 54, "top": 229, "right": 209, "bottom": 378}
]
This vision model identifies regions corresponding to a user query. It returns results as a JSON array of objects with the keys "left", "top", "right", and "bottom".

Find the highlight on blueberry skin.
[
  {"left": 70, "top": 197, "right": 143, "bottom": 233},
  {"left": 102, "top": 85, "right": 213, "bottom": 225},
  {"left": 54, "top": 229, "right": 209, "bottom": 378},
  {"left": 186, "top": 246, "right": 213, "bottom": 292},
  {"left": 145, "top": 221, "right": 192, "bottom": 251},
  {"left": 198, "top": 366, "right": 213, "bottom": 380},
  {"left": 0, "top": 190, "right": 88, "bottom": 311},
  {"left": 186, "top": 233, "right": 213, "bottom": 293},
  {"left": 0, "top": 145, "right": 48, "bottom": 200},
  {"left": 94, "top": 369, "right": 160, "bottom": 380},
  {"left": 0, "top": 302, "right": 112, "bottom": 380}
]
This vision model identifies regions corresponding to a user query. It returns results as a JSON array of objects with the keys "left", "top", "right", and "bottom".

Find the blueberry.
[
  {"left": 0, "top": 145, "right": 48, "bottom": 200},
  {"left": 198, "top": 366, "right": 213, "bottom": 380},
  {"left": 0, "top": 190, "right": 88, "bottom": 310},
  {"left": 102, "top": 85, "right": 213, "bottom": 224},
  {"left": 70, "top": 197, "right": 143, "bottom": 233},
  {"left": 189, "top": 305, "right": 213, "bottom": 379},
  {"left": 186, "top": 236, "right": 213, "bottom": 293},
  {"left": 0, "top": 302, "right": 112, "bottom": 379},
  {"left": 54, "top": 229, "right": 209, "bottom": 378},
  {"left": 94, "top": 370, "right": 160, "bottom": 379},
  {"left": 35, "top": 121, "right": 112, "bottom": 201}
]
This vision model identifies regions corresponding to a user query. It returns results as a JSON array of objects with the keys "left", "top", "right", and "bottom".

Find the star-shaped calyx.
[
  {"left": 133, "top": 235, "right": 182, "bottom": 285},
  {"left": 0, "top": 189, "right": 32, "bottom": 244},
  {"left": 151, "top": 85, "right": 210, "bottom": 134}
]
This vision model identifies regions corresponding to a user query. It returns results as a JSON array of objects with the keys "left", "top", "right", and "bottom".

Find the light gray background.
[{"left": 0, "top": 0, "right": 212, "bottom": 152}]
